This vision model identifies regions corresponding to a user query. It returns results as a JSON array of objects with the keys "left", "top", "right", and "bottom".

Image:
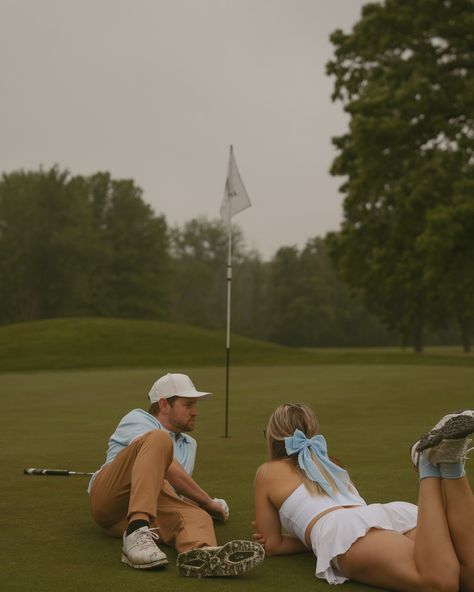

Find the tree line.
[{"left": 0, "top": 166, "right": 462, "bottom": 350}]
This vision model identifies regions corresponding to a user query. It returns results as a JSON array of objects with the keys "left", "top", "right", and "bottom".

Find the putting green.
[{"left": 2, "top": 364, "right": 473, "bottom": 591}]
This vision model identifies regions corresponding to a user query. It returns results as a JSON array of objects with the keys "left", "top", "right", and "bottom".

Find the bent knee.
[{"left": 146, "top": 429, "right": 173, "bottom": 449}]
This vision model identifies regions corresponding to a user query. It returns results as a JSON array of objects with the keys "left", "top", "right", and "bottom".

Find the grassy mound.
[
  {"left": 0, "top": 317, "right": 316, "bottom": 372},
  {"left": 0, "top": 317, "right": 472, "bottom": 373}
]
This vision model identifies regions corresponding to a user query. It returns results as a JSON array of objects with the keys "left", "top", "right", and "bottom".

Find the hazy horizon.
[{"left": 1, "top": 0, "right": 370, "bottom": 259}]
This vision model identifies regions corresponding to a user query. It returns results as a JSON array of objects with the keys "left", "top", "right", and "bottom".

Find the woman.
[{"left": 253, "top": 404, "right": 474, "bottom": 591}]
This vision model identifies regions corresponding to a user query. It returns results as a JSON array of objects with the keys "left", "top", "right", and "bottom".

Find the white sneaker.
[{"left": 121, "top": 526, "right": 168, "bottom": 569}]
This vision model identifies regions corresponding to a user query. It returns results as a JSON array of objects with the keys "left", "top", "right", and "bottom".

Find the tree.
[
  {"left": 0, "top": 167, "right": 170, "bottom": 324},
  {"left": 418, "top": 175, "right": 474, "bottom": 352},
  {"left": 0, "top": 167, "right": 96, "bottom": 323},
  {"left": 169, "top": 218, "right": 241, "bottom": 329},
  {"left": 168, "top": 217, "right": 271, "bottom": 339},
  {"left": 326, "top": 0, "right": 474, "bottom": 351},
  {"left": 267, "top": 238, "right": 393, "bottom": 347},
  {"left": 231, "top": 249, "right": 270, "bottom": 341},
  {"left": 85, "top": 172, "right": 170, "bottom": 319}
]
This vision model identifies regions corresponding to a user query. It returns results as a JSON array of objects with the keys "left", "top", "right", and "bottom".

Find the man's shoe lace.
[{"left": 134, "top": 527, "right": 160, "bottom": 550}]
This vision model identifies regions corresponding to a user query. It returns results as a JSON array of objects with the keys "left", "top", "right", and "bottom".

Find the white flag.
[{"left": 220, "top": 146, "right": 251, "bottom": 226}]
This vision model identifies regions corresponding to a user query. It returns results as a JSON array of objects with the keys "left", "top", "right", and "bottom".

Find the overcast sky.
[{"left": 1, "top": 0, "right": 369, "bottom": 259}]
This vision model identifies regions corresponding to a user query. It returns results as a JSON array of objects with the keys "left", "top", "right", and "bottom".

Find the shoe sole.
[
  {"left": 177, "top": 540, "right": 264, "bottom": 577},
  {"left": 429, "top": 409, "right": 474, "bottom": 433},
  {"left": 416, "top": 415, "right": 474, "bottom": 453},
  {"left": 121, "top": 553, "right": 168, "bottom": 569}
]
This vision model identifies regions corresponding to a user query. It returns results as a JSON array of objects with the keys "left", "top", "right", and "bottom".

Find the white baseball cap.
[{"left": 148, "top": 373, "right": 212, "bottom": 403}]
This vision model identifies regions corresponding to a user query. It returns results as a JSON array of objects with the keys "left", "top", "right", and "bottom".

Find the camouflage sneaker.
[
  {"left": 413, "top": 410, "right": 474, "bottom": 465},
  {"left": 177, "top": 540, "right": 264, "bottom": 577}
]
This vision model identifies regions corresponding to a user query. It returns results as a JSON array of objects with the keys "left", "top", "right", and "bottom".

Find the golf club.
[{"left": 24, "top": 467, "right": 93, "bottom": 476}]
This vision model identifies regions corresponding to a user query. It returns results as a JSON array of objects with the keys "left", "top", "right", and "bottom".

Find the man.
[{"left": 88, "top": 372, "right": 264, "bottom": 577}]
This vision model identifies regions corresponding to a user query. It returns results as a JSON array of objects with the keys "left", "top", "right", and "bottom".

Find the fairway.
[{"left": 3, "top": 364, "right": 474, "bottom": 592}]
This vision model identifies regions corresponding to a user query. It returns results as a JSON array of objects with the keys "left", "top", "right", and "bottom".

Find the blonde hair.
[{"left": 266, "top": 403, "right": 344, "bottom": 496}]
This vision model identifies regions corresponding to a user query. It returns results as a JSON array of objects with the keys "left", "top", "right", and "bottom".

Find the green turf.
[
  {"left": 2, "top": 364, "right": 473, "bottom": 591},
  {"left": 0, "top": 317, "right": 472, "bottom": 373}
]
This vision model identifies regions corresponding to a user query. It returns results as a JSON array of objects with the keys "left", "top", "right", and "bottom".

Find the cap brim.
[{"left": 179, "top": 390, "right": 212, "bottom": 400}]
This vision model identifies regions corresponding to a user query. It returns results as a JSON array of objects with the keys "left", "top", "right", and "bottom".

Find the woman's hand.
[{"left": 251, "top": 520, "right": 267, "bottom": 548}]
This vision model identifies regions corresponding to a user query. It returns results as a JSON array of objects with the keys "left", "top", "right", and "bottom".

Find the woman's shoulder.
[{"left": 255, "top": 459, "right": 294, "bottom": 481}]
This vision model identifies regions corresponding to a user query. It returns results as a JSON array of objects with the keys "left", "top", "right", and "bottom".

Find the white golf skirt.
[{"left": 310, "top": 502, "right": 418, "bottom": 585}]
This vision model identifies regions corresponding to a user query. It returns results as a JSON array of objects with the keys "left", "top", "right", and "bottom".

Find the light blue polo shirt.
[{"left": 88, "top": 408, "right": 197, "bottom": 492}]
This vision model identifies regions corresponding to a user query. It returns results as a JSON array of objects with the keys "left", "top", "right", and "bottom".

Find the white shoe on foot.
[{"left": 121, "top": 526, "right": 168, "bottom": 569}]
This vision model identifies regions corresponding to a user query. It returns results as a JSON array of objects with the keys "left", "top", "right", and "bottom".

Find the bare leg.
[
  {"left": 414, "top": 478, "right": 459, "bottom": 586},
  {"left": 338, "top": 478, "right": 460, "bottom": 592},
  {"left": 339, "top": 412, "right": 473, "bottom": 591},
  {"left": 444, "top": 476, "right": 474, "bottom": 592}
]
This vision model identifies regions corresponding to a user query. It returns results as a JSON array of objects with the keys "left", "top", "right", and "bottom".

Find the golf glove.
[{"left": 212, "top": 497, "right": 230, "bottom": 521}]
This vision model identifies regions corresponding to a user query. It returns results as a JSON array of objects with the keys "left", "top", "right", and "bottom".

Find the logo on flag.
[{"left": 220, "top": 146, "right": 251, "bottom": 225}]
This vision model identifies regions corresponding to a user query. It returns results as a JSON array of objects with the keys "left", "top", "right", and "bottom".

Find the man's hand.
[
  {"left": 212, "top": 498, "right": 229, "bottom": 521},
  {"left": 202, "top": 498, "right": 229, "bottom": 523}
]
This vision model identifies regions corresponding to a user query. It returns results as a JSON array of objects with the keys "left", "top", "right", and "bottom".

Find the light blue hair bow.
[{"left": 285, "top": 429, "right": 352, "bottom": 501}]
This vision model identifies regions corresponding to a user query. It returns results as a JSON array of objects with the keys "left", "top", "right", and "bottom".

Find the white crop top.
[{"left": 278, "top": 483, "right": 366, "bottom": 546}]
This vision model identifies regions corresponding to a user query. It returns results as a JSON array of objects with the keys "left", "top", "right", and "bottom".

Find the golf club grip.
[{"left": 24, "top": 468, "right": 70, "bottom": 476}]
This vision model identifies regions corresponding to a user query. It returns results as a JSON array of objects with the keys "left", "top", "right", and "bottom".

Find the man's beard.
[{"left": 175, "top": 419, "right": 195, "bottom": 433}]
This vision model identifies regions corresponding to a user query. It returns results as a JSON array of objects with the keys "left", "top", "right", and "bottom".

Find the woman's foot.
[
  {"left": 414, "top": 410, "right": 474, "bottom": 464},
  {"left": 411, "top": 446, "right": 441, "bottom": 479}
]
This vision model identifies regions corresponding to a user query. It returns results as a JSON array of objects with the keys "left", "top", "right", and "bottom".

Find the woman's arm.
[{"left": 254, "top": 465, "right": 309, "bottom": 556}]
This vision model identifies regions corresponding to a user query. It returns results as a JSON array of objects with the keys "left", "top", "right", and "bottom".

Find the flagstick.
[
  {"left": 220, "top": 144, "right": 251, "bottom": 438},
  {"left": 225, "top": 221, "right": 232, "bottom": 438}
]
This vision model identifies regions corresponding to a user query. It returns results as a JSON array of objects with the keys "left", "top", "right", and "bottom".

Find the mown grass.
[
  {"left": 0, "top": 317, "right": 472, "bottom": 373},
  {"left": 2, "top": 364, "right": 473, "bottom": 592}
]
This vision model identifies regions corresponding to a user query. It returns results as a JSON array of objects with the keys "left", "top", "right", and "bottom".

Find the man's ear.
[{"left": 158, "top": 398, "right": 169, "bottom": 414}]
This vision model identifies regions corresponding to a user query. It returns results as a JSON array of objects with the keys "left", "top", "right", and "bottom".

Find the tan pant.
[{"left": 89, "top": 429, "right": 217, "bottom": 552}]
